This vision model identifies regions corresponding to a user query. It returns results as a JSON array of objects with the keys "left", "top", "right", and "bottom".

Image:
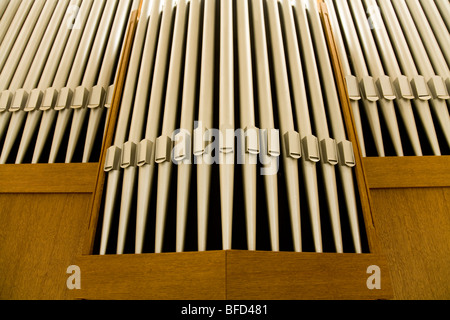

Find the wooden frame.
[
  {"left": 0, "top": 163, "right": 98, "bottom": 193},
  {"left": 67, "top": 0, "right": 394, "bottom": 300},
  {"left": 71, "top": 250, "right": 393, "bottom": 300},
  {"left": 10, "top": 0, "right": 450, "bottom": 300},
  {"left": 364, "top": 156, "right": 450, "bottom": 189}
]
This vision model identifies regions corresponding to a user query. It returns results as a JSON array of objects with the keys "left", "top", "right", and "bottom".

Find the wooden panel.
[
  {"left": 72, "top": 252, "right": 227, "bottom": 300},
  {"left": 226, "top": 251, "right": 393, "bottom": 300},
  {"left": 71, "top": 250, "right": 392, "bottom": 300},
  {"left": 0, "top": 193, "right": 92, "bottom": 299},
  {"left": 364, "top": 156, "right": 450, "bottom": 189},
  {"left": 371, "top": 188, "right": 450, "bottom": 299},
  {"left": 0, "top": 163, "right": 99, "bottom": 193}
]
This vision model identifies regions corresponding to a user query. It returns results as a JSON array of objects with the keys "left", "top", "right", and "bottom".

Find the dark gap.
[
  {"left": 247, "top": 0, "right": 271, "bottom": 252},
  {"left": 1, "top": 116, "right": 24, "bottom": 164},
  {"left": 154, "top": 4, "right": 181, "bottom": 253},
  {"left": 432, "top": 102, "right": 450, "bottom": 155},
  {"left": 54, "top": 112, "right": 73, "bottom": 163},
  {"left": 104, "top": 172, "right": 123, "bottom": 254},
  {"left": 184, "top": 163, "right": 198, "bottom": 252},
  {"left": 335, "top": 167, "right": 353, "bottom": 253},
  {"left": 89, "top": 108, "right": 107, "bottom": 163},
  {"left": 21, "top": 113, "right": 42, "bottom": 164},
  {"left": 181, "top": 0, "right": 203, "bottom": 253},
  {"left": 394, "top": 100, "right": 415, "bottom": 157},
  {"left": 316, "top": 165, "right": 335, "bottom": 253},
  {"left": 231, "top": 0, "right": 247, "bottom": 251},
  {"left": 262, "top": 0, "right": 294, "bottom": 252},
  {"left": 378, "top": 105, "right": 397, "bottom": 157},
  {"left": 358, "top": 100, "right": 378, "bottom": 157},
  {"left": 123, "top": 173, "right": 138, "bottom": 254},
  {"left": 142, "top": 168, "right": 158, "bottom": 253},
  {"left": 70, "top": 110, "right": 90, "bottom": 163},
  {"left": 291, "top": 3, "right": 330, "bottom": 253},
  {"left": 161, "top": 163, "right": 179, "bottom": 253},
  {"left": 204, "top": 0, "right": 222, "bottom": 252},
  {"left": 38, "top": 114, "right": 58, "bottom": 163}
]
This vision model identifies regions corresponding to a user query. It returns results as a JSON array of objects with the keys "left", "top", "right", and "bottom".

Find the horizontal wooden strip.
[
  {"left": 71, "top": 251, "right": 227, "bottom": 300},
  {"left": 0, "top": 163, "right": 99, "bottom": 193},
  {"left": 70, "top": 250, "right": 392, "bottom": 300},
  {"left": 363, "top": 156, "right": 450, "bottom": 189},
  {"left": 226, "top": 251, "right": 393, "bottom": 300}
]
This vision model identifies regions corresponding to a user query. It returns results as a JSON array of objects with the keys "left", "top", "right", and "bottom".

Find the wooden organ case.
[{"left": 0, "top": 0, "right": 449, "bottom": 300}]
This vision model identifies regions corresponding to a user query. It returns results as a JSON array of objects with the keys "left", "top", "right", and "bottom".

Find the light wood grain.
[
  {"left": 84, "top": 7, "right": 140, "bottom": 255},
  {"left": 370, "top": 188, "right": 450, "bottom": 300},
  {"left": 71, "top": 250, "right": 392, "bottom": 300},
  {"left": 0, "top": 163, "right": 98, "bottom": 193},
  {"left": 0, "top": 193, "right": 91, "bottom": 299},
  {"left": 226, "top": 250, "right": 393, "bottom": 300},
  {"left": 364, "top": 156, "right": 450, "bottom": 189},
  {"left": 71, "top": 251, "right": 227, "bottom": 300}
]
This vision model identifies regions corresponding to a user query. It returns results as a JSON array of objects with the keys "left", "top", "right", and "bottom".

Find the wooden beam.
[
  {"left": 70, "top": 250, "right": 393, "bottom": 300},
  {"left": 0, "top": 163, "right": 98, "bottom": 193},
  {"left": 364, "top": 156, "right": 450, "bottom": 189},
  {"left": 71, "top": 251, "right": 227, "bottom": 300}
]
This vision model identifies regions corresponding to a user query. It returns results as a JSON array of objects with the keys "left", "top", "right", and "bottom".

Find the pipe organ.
[
  {"left": 0, "top": 0, "right": 449, "bottom": 300},
  {"left": 95, "top": 0, "right": 370, "bottom": 255}
]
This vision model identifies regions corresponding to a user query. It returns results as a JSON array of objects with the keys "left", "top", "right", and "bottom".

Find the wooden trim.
[
  {"left": 83, "top": 7, "right": 140, "bottom": 255},
  {"left": 364, "top": 156, "right": 450, "bottom": 189},
  {"left": 226, "top": 250, "right": 393, "bottom": 300},
  {"left": 72, "top": 251, "right": 227, "bottom": 300},
  {"left": 0, "top": 163, "right": 98, "bottom": 194},
  {"left": 70, "top": 250, "right": 393, "bottom": 300}
]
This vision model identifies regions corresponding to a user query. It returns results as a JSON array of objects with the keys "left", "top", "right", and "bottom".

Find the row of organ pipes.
[{"left": 0, "top": 0, "right": 448, "bottom": 255}]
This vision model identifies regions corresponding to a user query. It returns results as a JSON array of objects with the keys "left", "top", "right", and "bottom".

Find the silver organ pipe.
[
  {"left": 1, "top": 0, "right": 63, "bottom": 164},
  {"left": 251, "top": 0, "right": 280, "bottom": 252},
  {"left": 279, "top": 0, "right": 322, "bottom": 253},
  {"left": 434, "top": 0, "right": 450, "bottom": 32},
  {"left": 64, "top": 0, "right": 119, "bottom": 164},
  {"left": 363, "top": 0, "right": 439, "bottom": 156},
  {"left": 131, "top": 0, "right": 174, "bottom": 254},
  {"left": 0, "top": 0, "right": 21, "bottom": 46},
  {"left": 333, "top": 0, "right": 387, "bottom": 157},
  {"left": 373, "top": 0, "right": 441, "bottom": 155},
  {"left": 0, "top": 0, "right": 34, "bottom": 74},
  {"left": 306, "top": 0, "right": 362, "bottom": 253},
  {"left": 0, "top": 1, "right": 10, "bottom": 21},
  {"left": 15, "top": 0, "right": 78, "bottom": 164},
  {"left": 32, "top": 0, "right": 95, "bottom": 164},
  {"left": 195, "top": 0, "right": 216, "bottom": 252},
  {"left": 0, "top": 0, "right": 448, "bottom": 255},
  {"left": 48, "top": 0, "right": 107, "bottom": 163},
  {"left": 0, "top": 0, "right": 45, "bottom": 141},
  {"left": 350, "top": 0, "right": 418, "bottom": 156},
  {"left": 389, "top": 0, "right": 450, "bottom": 147}
]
